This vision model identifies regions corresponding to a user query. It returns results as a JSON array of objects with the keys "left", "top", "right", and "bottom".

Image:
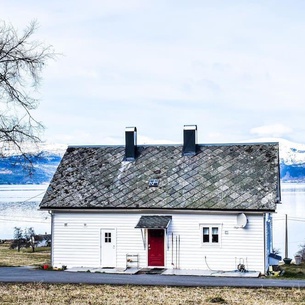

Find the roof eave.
[{"left": 40, "top": 207, "right": 276, "bottom": 214}]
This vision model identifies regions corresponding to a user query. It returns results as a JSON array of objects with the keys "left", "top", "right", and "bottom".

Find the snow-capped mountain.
[
  {"left": 244, "top": 137, "right": 305, "bottom": 182},
  {"left": 0, "top": 143, "right": 66, "bottom": 184},
  {"left": 0, "top": 139, "right": 304, "bottom": 184},
  {"left": 277, "top": 139, "right": 305, "bottom": 182},
  {"left": 278, "top": 139, "right": 305, "bottom": 165},
  {"left": 0, "top": 142, "right": 67, "bottom": 157}
]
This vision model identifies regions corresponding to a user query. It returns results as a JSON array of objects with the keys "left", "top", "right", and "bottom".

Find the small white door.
[{"left": 100, "top": 228, "right": 116, "bottom": 267}]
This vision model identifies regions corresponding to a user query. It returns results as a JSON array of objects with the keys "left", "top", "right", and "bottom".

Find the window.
[
  {"left": 105, "top": 232, "right": 111, "bottom": 243},
  {"left": 211, "top": 227, "right": 219, "bottom": 243},
  {"left": 149, "top": 179, "right": 159, "bottom": 187},
  {"left": 203, "top": 227, "right": 210, "bottom": 243},
  {"left": 201, "top": 225, "right": 221, "bottom": 245}
]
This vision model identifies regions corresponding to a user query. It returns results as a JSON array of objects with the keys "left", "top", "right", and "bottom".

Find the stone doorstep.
[
  {"left": 65, "top": 267, "right": 260, "bottom": 277},
  {"left": 66, "top": 267, "right": 140, "bottom": 274},
  {"left": 162, "top": 269, "right": 260, "bottom": 277}
]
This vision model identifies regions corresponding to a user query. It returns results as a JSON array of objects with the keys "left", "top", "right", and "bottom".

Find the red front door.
[{"left": 148, "top": 229, "right": 164, "bottom": 267}]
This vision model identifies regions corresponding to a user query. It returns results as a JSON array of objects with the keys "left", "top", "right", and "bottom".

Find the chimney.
[
  {"left": 183, "top": 125, "right": 197, "bottom": 156},
  {"left": 125, "top": 127, "right": 137, "bottom": 161}
]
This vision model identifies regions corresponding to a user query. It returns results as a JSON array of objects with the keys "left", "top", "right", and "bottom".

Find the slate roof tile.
[
  {"left": 40, "top": 143, "right": 280, "bottom": 211},
  {"left": 135, "top": 215, "right": 172, "bottom": 229}
]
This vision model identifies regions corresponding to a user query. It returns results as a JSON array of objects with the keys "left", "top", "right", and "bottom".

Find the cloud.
[
  {"left": 3, "top": 1, "right": 305, "bottom": 145},
  {"left": 250, "top": 124, "right": 293, "bottom": 138}
]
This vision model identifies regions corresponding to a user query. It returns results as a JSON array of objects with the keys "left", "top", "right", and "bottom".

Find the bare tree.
[
  {"left": 10, "top": 227, "right": 37, "bottom": 252},
  {"left": 0, "top": 20, "right": 55, "bottom": 158},
  {"left": 24, "top": 227, "right": 36, "bottom": 252},
  {"left": 12, "top": 227, "right": 24, "bottom": 252}
]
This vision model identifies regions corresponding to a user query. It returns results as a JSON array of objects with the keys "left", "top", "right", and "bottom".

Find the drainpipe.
[
  {"left": 285, "top": 214, "right": 288, "bottom": 258},
  {"left": 48, "top": 210, "right": 54, "bottom": 267}
]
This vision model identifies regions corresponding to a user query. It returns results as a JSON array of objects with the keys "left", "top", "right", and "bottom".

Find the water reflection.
[{"left": 0, "top": 185, "right": 50, "bottom": 239}]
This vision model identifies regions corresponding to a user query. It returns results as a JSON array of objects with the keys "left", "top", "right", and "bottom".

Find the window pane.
[
  {"left": 203, "top": 228, "right": 209, "bottom": 235},
  {"left": 203, "top": 227, "right": 209, "bottom": 243},
  {"left": 105, "top": 232, "right": 111, "bottom": 243},
  {"left": 212, "top": 227, "right": 218, "bottom": 243}
]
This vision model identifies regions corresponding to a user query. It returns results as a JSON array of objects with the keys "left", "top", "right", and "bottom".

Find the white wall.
[
  {"left": 51, "top": 211, "right": 266, "bottom": 273},
  {"left": 52, "top": 212, "right": 146, "bottom": 269},
  {"left": 166, "top": 213, "right": 265, "bottom": 272}
]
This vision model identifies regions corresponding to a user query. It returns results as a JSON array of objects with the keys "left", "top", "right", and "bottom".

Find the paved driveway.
[{"left": 0, "top": 267, "right": 305, "bottom": 288}]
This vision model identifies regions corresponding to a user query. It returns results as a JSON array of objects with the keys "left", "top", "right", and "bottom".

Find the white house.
[{"left": 39, "top": 126, "right": 281, "bottom": 274}]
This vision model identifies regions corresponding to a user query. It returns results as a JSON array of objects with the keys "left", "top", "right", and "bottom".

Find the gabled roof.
[{"left": 39, "top": 142, "right": 280, "bottom": 211}]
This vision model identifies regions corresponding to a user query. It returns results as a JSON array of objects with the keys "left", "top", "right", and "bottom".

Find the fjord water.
[
  {"left": 0, "top": 185, "right": 50, "bottom": 239},
  {"left": 0, "top": 183, "right": 304, "bottom": 259},
  {"left": 273, "top": 183, "right": 305, "bottom": 259}
]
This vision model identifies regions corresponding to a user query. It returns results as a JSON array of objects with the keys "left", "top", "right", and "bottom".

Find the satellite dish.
[{"left": 236, "top": 213, "right": 248, "bottom": 228}]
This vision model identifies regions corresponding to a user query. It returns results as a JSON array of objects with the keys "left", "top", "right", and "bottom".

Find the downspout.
[
  {"left": 176, "top": 235, "right": 178, "bottom": 268},
  {"left": 263, "top": 213, "right": 266, "bottom": 274},
  {"left": 171, "top": 232, "right": 174, "bottom": 267},
  {"left": 49, "top": 210, "right": 54, "bottom": 267},
  {"left": 285, "top": 214, "right": 288, "bottom": 259},
  {"left": 265, "top": 213, "right": 273, "bottom": 273},
  {"left": 140, "top": 229, "right": 146, "bottom": 250},
  {"left": 178, "top": 234, "right": 180, "bottom": 269},
  {"left": 264, "top": 213, "right": 273, "bottom": 274}
]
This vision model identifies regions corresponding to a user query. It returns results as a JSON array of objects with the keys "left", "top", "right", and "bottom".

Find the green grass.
[
  {"left": 280, "top": 262, "right": 305, "bottom": 279},
  {"left": 0, "top": 242, "right": 50, "bottom": 267}
]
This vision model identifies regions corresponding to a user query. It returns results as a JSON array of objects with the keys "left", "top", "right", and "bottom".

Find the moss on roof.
[{"left": 40, "top": 143, "right": 280, "bottom": 211}]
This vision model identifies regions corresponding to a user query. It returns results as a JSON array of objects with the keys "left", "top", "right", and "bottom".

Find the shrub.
[{"left": 295, "top": 243, "right": 305, "bottom": 261}]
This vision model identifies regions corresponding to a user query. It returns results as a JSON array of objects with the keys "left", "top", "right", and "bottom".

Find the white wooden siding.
[
  {"left": 166, "top": 214, "right": 265, "bottom": 272},
  {"left": 52, "top": 212, "right": 266, "bottom": 273}
]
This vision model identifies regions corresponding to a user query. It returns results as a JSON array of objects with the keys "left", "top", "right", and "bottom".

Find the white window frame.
[{"left": 200, "top": 224, "right": 222, "bottom": 247}]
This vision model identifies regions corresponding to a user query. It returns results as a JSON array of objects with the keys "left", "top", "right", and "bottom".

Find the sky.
[{"left": 2, "top": 1, "right": 305, "bottom": 146}]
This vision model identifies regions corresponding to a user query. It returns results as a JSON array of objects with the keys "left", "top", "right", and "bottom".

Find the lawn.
[
  {"left": 0, "top": 283, "right": 305, "bottom": 305},
  {"left": 0, "top": 242, "right": 50, "bottom": 267},
  {"left": 280, "top": 262, "right": 305, "bottom": 279},
  {"left": 0, "top": 243, "right": 305, "bottom": 304}
]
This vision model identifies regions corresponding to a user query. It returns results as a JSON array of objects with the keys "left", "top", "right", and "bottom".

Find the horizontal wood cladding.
[
  {"left": 165, "top": 214, "right": 264, "bottom": 272},
  {"left": 52, "top": 212, "right": 266, "bottom": 273}
]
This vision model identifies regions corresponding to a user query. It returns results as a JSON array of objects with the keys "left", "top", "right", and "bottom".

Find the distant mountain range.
[
  {"left": 0, "top": 139, "right": 304, "bottom": 184},
  {"left": 278, "top": 139, "right": 305, "bottom": 182},
  {"left": 0, "top": 143, "right": 66, "bottom": 185},
  {"left": 0, "top": 152, "right": 62, "bottom": 184}
]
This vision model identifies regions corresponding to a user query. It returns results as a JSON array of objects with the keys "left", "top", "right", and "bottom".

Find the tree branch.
[{"left": 0, "top": 20, "right": 57, "bottom": 160}]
